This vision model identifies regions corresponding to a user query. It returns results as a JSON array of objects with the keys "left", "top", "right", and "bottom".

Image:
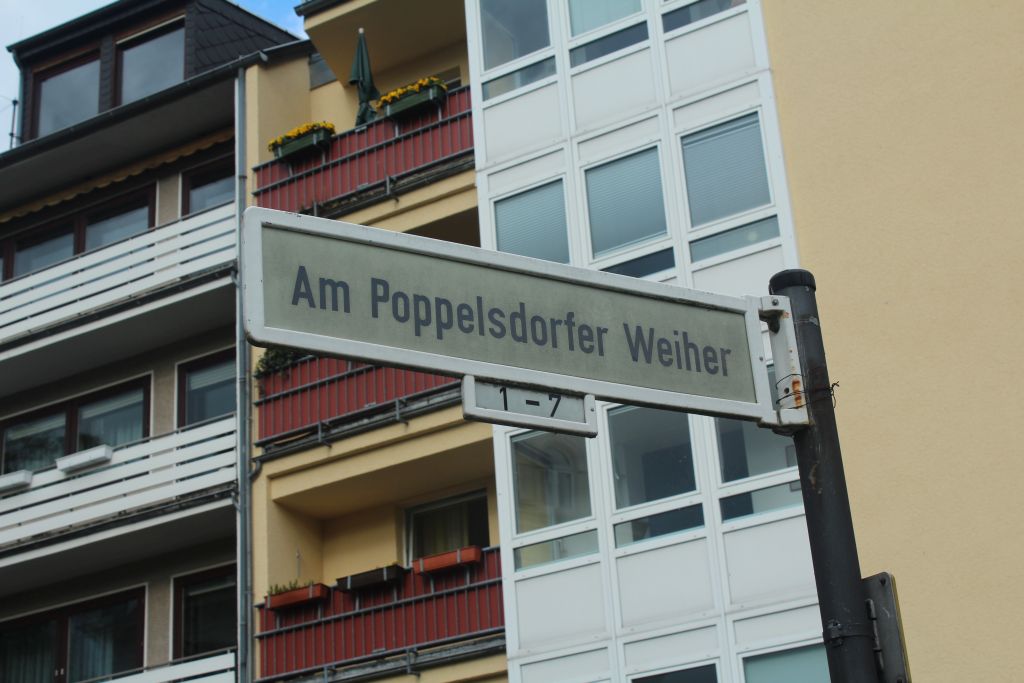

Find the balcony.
[
  {"left": 0, "top": 203, "right": 237, "bottom": 398},
  {"left": 252, "top": 86, "right": 473, "bottom": 215},
  {"left": 0, "top": 416, "right": 236, "bottom": 594},
  {"left": 256, "top": 547, "right": 503, "bottom": 681},
  {"left": 257, "top": 357, "right": 459, "bottom": 446},
  {"left": 85, "top": 651, "right": 236, "bottom": 683}
]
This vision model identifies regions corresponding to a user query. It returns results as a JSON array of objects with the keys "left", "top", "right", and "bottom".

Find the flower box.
[
  {"left": 384, "top": 85, "right": 446, "bottom": 119},
  {"left": 412, "top": 545, "right": 482, "bottom": 575},
  {"left": 265, "top": 583, "right": 330, "bottom": 611},
  {"left": 337, "top": 564, "right": 405, "bottom": 592},
  {"left": 271, "top": 128, "right": 331, "bottom": 160}
]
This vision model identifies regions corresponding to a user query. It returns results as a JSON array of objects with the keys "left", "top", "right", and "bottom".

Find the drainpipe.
[{"left": 234, "top": 65, "right": 253, "bottom": 683}]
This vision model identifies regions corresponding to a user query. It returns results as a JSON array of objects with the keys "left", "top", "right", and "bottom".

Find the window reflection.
[
  {"left": 120, "top": 26, "right": 185, "bottom": 103},
  {"left": 608, "top": 405, "right": 695, "bottom": 509},
  {"left": 37, "top": 59, "right": 99, "bottom": 136},
  {"left": 511, "top": 431, "right": 590, "bottom": 533}
]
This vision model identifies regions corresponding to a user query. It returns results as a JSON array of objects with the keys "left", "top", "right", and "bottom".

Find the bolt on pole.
[{"left": 769, "top": 269, "right": 878, "bottom": 683}]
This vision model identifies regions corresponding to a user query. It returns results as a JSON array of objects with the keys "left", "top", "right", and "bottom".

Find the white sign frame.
[{"left": 242, "top": 207, "right": 788, "bottom": 425}]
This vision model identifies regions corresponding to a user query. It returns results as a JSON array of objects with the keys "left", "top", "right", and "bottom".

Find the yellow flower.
[
  {"left": 267, "top": 121, "right": 336, "bottom": 151},
  {"left": 377, "top": 75, "right": 447, "bottom": 106}
]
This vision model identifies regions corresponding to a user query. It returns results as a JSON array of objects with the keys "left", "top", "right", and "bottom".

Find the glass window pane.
[
  {"left": 512, "top": 431, "right": 590, "bottom": 533},
  {"left": 78, "top": 388, "right": 145, "bottom": 451},
  {"left": 602, "top": 248, "right": 674, "bottom": 278},
  {"left": 587, "top": 148, "right": 668, "bottom": 257},
  {"left": 0, "top": 618, "right": 56, "bottom": 683},
  {"left": 411, "top": 495, "right": 489, "bottom": 558},
  {"left": 495, "top": 180, "right": 569, "bottom": 263},
  {"left": 682, "top": 113, "right": 771, "bottom": 227},
  {"left": 121, "top": 27, "right": 185, "bottom": 103},
  {"left": 37, "top": 59, "right": 99, "bottom": 136},
  {"left": 514, "top": 529, "right": 598, "bottom": 569},
  {"left": 482, "top": 57, "right": 555, "bottom": 99},
  {"left": 614, "top": 504, "right": 704, "bottom": 547},
  {"left": 14, "top": 231, "right": 74, "bottom": 277},
  {"left": 744, "top": 644, "right": 829, "bottom": 683},
  {"left": 480, "top": 0, "right": 549, "bottom": 70},
  {"left": 721, "top": 481, "right": 803, "bottom": 521},
  {"left": 188, "top": 172, "right": 234, "bottom": 214},
  {"left": 690, "top": 216, "right": 779, "bottom": 262},
  {"left": 570, "top": 23, "right": 648, "bottom": 67},
  {"left": 636, "top": 663, "right": 718, "bottom": 682},
  {"left": 67, "top": 597, "right": 142, "bottom": 682},
  {"left": 569, "top": 0, "right": 642, "bottom": 35},
  {"left": 182, "top": 574, "right": 236, "bottom": 657},
  {"left": 185, "top": 357, "right": 235, "bottom": 425},
  {"left": 717, "top": 417, "right": 795, "bottom": 483},
  {"left": 85, "top": 205, "right": 149, "bottom": 251},
  {"left": 609, "top": 406, "right": 695, "bottom": 509},
  {"left": 3, "top": 412, "right": 65, "bottom": 473},
  {"left": 663, "top": 0, "right": 746, "bottom": 33}
]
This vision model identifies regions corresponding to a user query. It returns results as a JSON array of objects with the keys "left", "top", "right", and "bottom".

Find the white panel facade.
[{"left": 467, "top": 0, "right": 820, "bottom": 680}]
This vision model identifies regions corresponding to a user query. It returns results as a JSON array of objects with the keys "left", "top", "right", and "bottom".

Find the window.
[
  {"left": 178, "top": 350, "right": 236, "bottom": 427},
  {"left": 495, "top": 180, "right": 570, "bottom": 263},
  {"left": 480, "top": 0, "right": 550, "bottom": 70},
  {"left": 681, "top": 113, "right": 771, "bottom": 227},
  {"left": 635, "top": 664, "right": 718, "bottom": 682},
  {"left": 118, "top": 24, "right": 185, "bottom": 104},
  {"left": 183, "top": 160, "right": 234, "bottom": 215},
  {"left": 569, "top": 0, "right": 642, "bottom": 36},
  {"left": 1, "top": 379, "right": 148, "bottom": 474},
  {"left": 586, "top": 148, "right": 668, "bottom": 258},
  {"left": 0, "top": 589, "right": 144, "bottom": 683},
  {"left": 512, "top": 431, "right": 590, "bottom": 533},
  {"left": 35, "top": 57, "right": 100, "bottom": 137},
  {"left": 408, "top": 493, "right": 489, "bottom": 559},
  {"left": 174, "top": 566, "right": 236, "bottom": 658},
  {"left": 482, "top": 57, "right": 556, "bottom": 100},
  {"left": 2, "top": 190, "right": 153, "bottom": 281},
  {"left": 609, "top": 406, "right": 695, "bottom": 509},
  {"left": 570, "top": 23, "right": 649, "bottom": 67},
  {"left": 663, "top": 0, "right": 746, "bottom": 34},
  {"left": 743, "top": 644, "right": 829, "bottom": 682}
]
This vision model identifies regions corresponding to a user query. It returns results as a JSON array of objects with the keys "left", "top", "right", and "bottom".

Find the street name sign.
[
  {"left": 462, "top": 376, "right": 597, "bottom": 436},
  {"left": 242, "top": 207, "right": 803, "bottom": 426}
]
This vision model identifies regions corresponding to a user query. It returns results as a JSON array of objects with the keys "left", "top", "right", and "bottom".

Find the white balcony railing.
[
  {"left": 0, "top": 203, "right": 235, "bottom": 347},
  {"left": 0, "top": 416, "right": 236, "bottom": 550},
  {"left": 84, "top": 652, "right": 236, "bottom": 683}
]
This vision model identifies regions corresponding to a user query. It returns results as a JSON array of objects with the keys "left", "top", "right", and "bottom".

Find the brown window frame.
[
  {"left": 406, "top": 490, "right": 490, "bottom": 562},
  {"left": 0, "top": 376, "right": 151, "bottom": 474},
  {"left": 114, "top": 19, "right": 187, "bottom": 107},
  {"left": 172, "top": 564, "right": 236, "bottom": 659},
  {"left": 30, "top": 50, "right": 101, "bottom": 140},
  {"left": 181, "top": 156, "right": 235, "bottom": 216},
  {"left": 177, "top": 348, "right": 236, "bottom": 428},
  {"left": 0, "top": 186, "right": 155, "bottom": 282},
  {"left": 0, "top": 586, "right": 145, "bottom": 683}
]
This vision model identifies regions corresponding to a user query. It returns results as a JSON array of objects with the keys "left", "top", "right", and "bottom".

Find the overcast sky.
[{"left": 0, "top": 1, "right": 305, "bottom": 145}]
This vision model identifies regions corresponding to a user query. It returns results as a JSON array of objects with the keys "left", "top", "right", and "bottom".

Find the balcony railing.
[
  {"left": 252, "top": 86, "right": 473, "bottom": 214},
  {"left": 256, "top": 547, "right": 503, "bottom": 681},
  {"left": 0, "top": 416, "right": 236, "bottom": 550},
  {"left": 82, "top": 651, "right": 236, "bottom": 683},
  {"left": 256, "top": 357, "right": 458, "bottom": 445},
  {"left": 0, "top": 203, "right": 235, "bottom": 348}
]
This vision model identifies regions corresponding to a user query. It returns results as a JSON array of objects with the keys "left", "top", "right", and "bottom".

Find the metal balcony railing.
[
  {"left": 0, "top": 203, "right": 235, "bottom": 348},
  {"left": 256, "top": 547, "right": 503, "bottom": 681},
  {"left": 78, "top": 650, "right": 236, "bottom": 683},
  {"left": 0, "top": 416, "right": 236, "bottom": 550},
  {"left": 252, "top": 86, "right": 473, "bottom": 214},
  {"left": 256, "top": 357, "right": 458, "bottom": 445}
]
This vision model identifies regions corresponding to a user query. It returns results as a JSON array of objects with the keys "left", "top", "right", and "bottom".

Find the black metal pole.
[{"left": 769, "top": 269, "right": 877, "bottom": 683}]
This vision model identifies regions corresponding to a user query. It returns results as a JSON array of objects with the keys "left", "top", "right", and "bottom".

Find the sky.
[{"left": 0, "top": 0, "right": 306, "bottom": 145}]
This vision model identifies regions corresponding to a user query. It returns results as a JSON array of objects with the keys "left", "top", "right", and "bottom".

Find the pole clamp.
[{"left": 823, "top": 619, "right": 875, "bottom": 647}]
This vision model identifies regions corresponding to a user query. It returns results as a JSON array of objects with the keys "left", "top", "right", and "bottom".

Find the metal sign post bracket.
[{"left": 757, "top": 294, "right": 809, "bottom": 429}]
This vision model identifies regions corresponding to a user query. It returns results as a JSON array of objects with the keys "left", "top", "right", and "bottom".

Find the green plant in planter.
[
  {"left": 254, "top": 348, "right": 307, "bottom": 379},
  {"left": 267, "top": 579, "right": 314, "bottom": 596}
]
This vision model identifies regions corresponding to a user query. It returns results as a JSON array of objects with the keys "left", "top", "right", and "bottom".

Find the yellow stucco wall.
[{"left": 761, "top": 1, "right": 1024, "bottom": 677}]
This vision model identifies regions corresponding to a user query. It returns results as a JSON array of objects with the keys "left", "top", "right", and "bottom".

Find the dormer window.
[
  {"left": 35, "top": 55, "right": 100, "bottom": 137},
  {"left": 118, "top": 22, "right": 185, "bottom": 105}
]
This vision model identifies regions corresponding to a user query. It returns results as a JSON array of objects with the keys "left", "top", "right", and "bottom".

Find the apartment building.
[{"left": 0, "top": 2, "right": 293, "bottom": 681}]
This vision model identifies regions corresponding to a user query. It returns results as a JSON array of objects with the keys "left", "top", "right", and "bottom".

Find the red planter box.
[
  {"left": 266, "top": 583, "right": 330, "bottom": 611},
  {"left": 412, "top": 546, "right": 482, "bottom": 575}
]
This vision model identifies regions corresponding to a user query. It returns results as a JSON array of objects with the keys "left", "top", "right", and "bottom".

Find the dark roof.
[
  {"left": 8, "top": 0, "right": 297, "bottom": 65},
  {"left": 294, "top": 0, "right": 350, "bottom": 18}
]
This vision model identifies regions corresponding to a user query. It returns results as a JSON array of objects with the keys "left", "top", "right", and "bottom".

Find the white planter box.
[{"left": 56, "top": 444, "right": 113, "bottom": 473}]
